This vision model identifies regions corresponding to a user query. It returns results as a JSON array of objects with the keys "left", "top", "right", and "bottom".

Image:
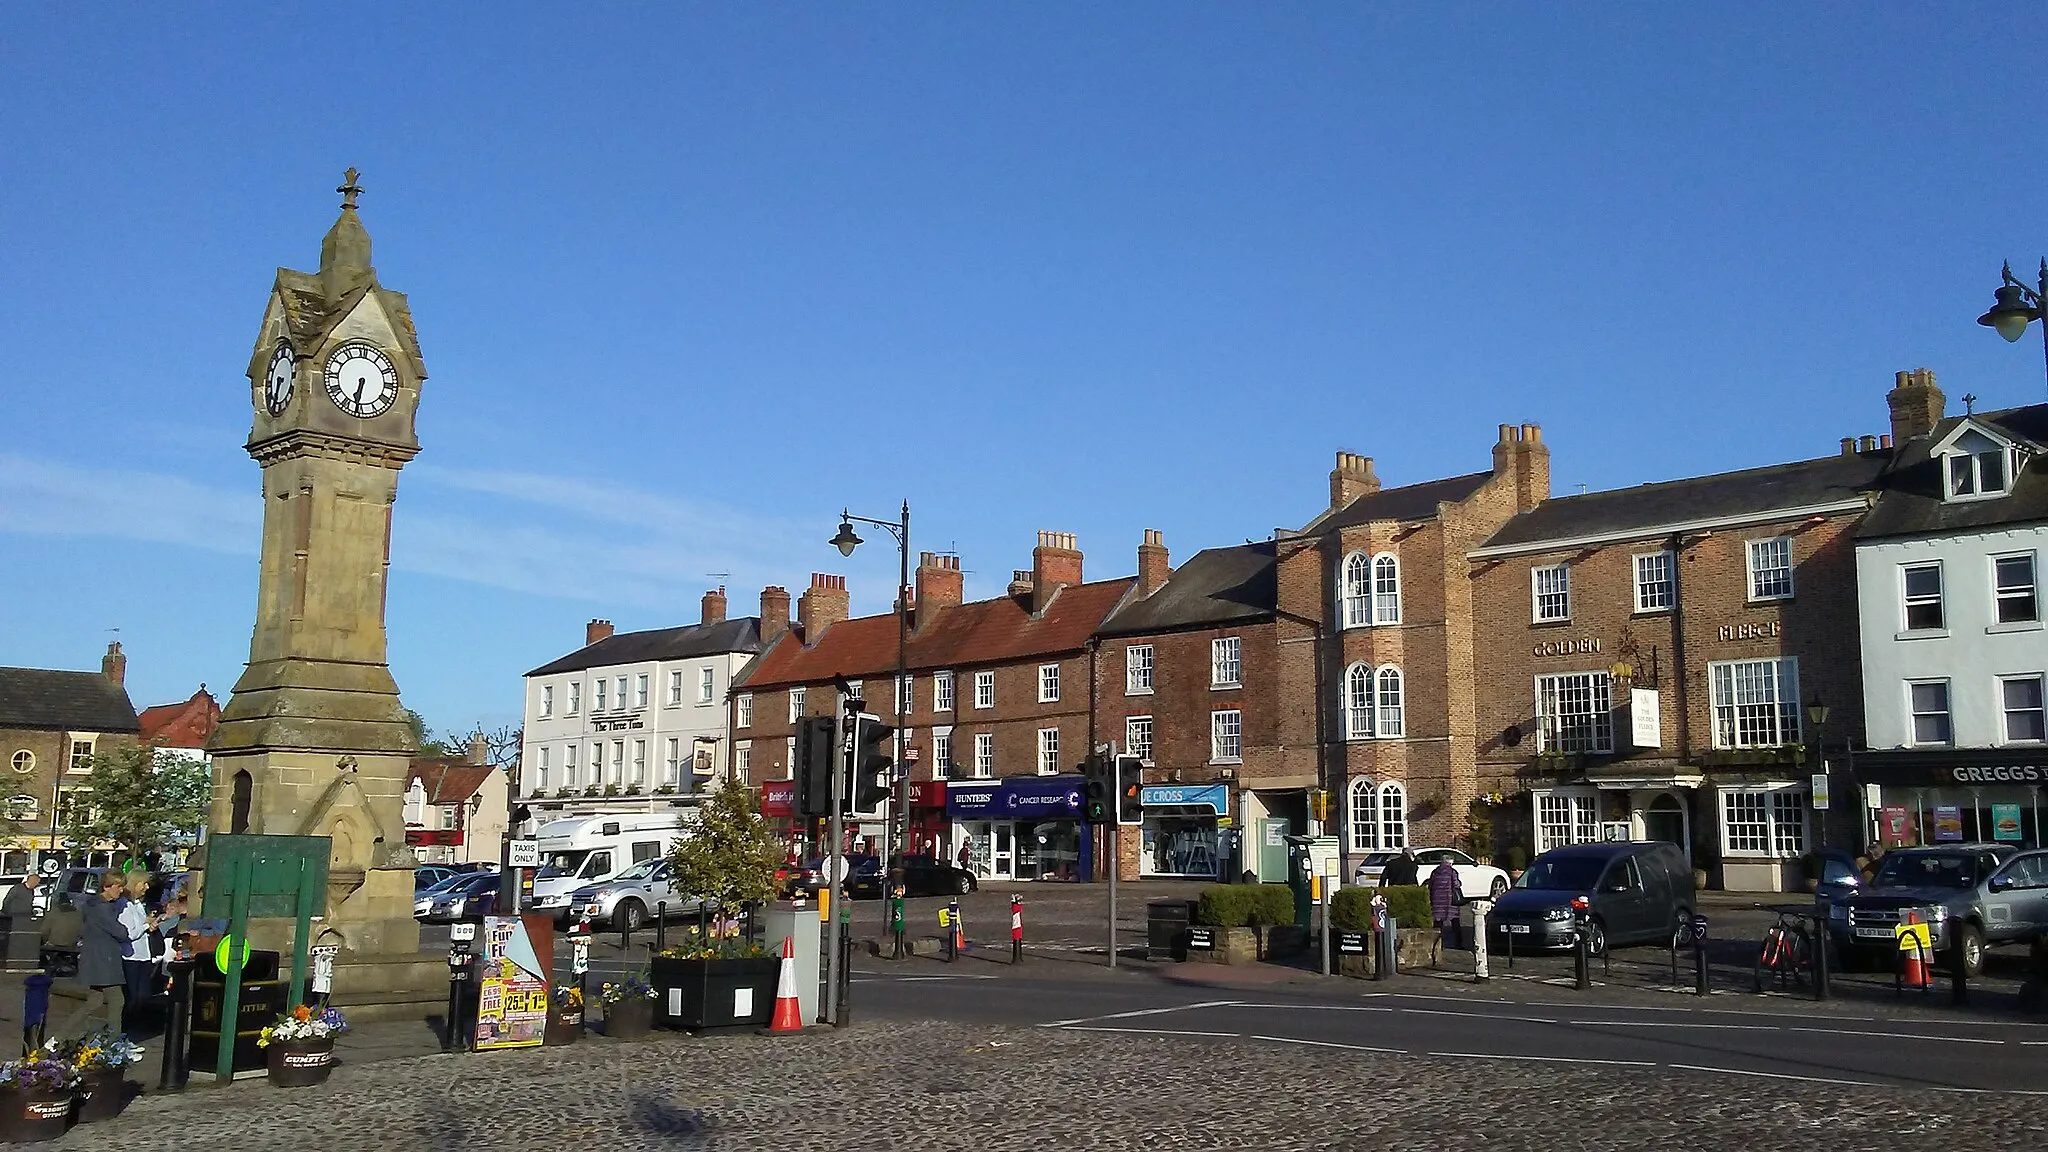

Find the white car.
[{"left": 1354, "top": 848, "right": 1510, "bottom": 899}]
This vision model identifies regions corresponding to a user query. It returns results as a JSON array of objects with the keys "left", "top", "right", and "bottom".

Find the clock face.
[
  {"left": 263, "top": 342, "right": 295, "bottom": 416},
  {"left": 323, "top": 342, "right": 399, "bottom": 419}
]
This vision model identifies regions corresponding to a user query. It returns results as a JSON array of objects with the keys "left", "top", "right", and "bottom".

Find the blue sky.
[{"left": 3, "top": 6, "right": 2045, "bottom": 734}]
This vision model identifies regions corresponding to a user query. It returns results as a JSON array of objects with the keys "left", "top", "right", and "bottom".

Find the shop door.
[
  {"left": 1641, "top": 795, "right": 1687, "bottom": 862},
  {"left": 1257, "top": 818, "right": 1290, "bottom": 882},
  {"left": 991, "top": 824, "right": 1014, "bottom": 880}
]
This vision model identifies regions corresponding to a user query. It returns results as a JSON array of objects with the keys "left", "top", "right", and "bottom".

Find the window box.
[
  {"left": 583, "top": 785, "right": 603, "bottom": 797},
  {"left": 603, "top": 784, "right": 622, "bottom": 797},
  {"left": 653, "top": 785, "right": 678, "bottom": 796},
  {"left": 624, "top": 784, "right": 643, "bottom": 796},
  {"left": 1531, "top": 751, "right": 1583, "bottom": 775},
  {"left": 555, "top": 787, "right": 577, "bottom": 798}
]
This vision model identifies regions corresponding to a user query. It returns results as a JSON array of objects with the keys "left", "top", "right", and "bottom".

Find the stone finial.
[{"left": 338, "top": 167, "right": 364, "bottom": 210}]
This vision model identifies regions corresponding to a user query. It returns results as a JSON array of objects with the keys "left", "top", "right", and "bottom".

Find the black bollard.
[
  {"left": 620, "top": 917, "right": 631, "bottom": 956},
  {"left": 655, "top": 903, "right": 667, "bottom": 952},
  {"left": 1694, "top": 937, "right": 1710, "bottom": 996},
  {"left": 444, "top": 946, "right": 473, "bottom": 1053},
  {"left": 1504, "top": 926, "right": 1514, "bottom": 970},
  {"left": 1573, "top": 925, "right": 1591, "bottom": 990},
  {"left": 157, "top": 959, "right": 195, "bottom": 1091},
  {"left": 1952, "top": 938, "right": 1970, "bottom": 1007},
  {"left": 1813, "top": 924, "right": 1831, "bottom": 1001}
]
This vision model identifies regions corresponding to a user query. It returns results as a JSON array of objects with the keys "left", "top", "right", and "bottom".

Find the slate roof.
[
  {"left": 1479, "top": 451, "right": 1890, "bottom": 553},
  {"left": 0, "top": 669, "right": 140, "bottom": 733},
  {"left": 738, "top": 579, "right": 1135, "bottom": 691},
  {"left": 1096, "top": 542, "right": 1277, "bottom": 637},
  {"left": 1858, "top": 404, "right": 2048, "bottom": 539},
  {"left": 408, "top": 757, "right": 498, "bottom": 806},
  {"left": 1309, "top": 471, "right": 1495, "bottom": 532},
  {"left": 526, "top": 617, "right": 763, "bottom": 677}
]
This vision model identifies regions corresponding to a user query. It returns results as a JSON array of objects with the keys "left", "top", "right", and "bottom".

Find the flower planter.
[
  {"left": 265, "top": 1037, "right": 336, "bottom": 1088},
  {"left": 0, "top": 1088, "right": 73, "bottom": 1143},
  {"left": 74, "top": 1068, "right": 132, "bottom": 1123},
  {"left": 603, "top": 998, "right": 655, "bottom": 1039},
  {"left": 544, "top": 1008, "right": 584, "bottom": 1046},
  {"left": 650, "top": 955, "right": 779, "bottom": 1032}
]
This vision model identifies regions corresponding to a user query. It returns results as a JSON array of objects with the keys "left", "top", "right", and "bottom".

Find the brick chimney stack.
[
  {"left": 1031, "top": 531, "right": 1082, "bottom": 614},
  {"left": 701, "top": 586, "right": 727, "bottom": 626},
  {"left": 100, "top": 641, "right": 125, "bottom": 686},
  {"left": 1887, "top": 367, "right": 1946, "bottom": 444},
  {"left": 758, "top": 587, "right": 791, "bottom": 644},
  {"left": 1329, "top": 452, "right": 1380, "bottom": 510},
  {"left": 1491, "top": 423, "right": 1551, "bottom": 512},
  {"left": 1008, "top": 570, "right": 1035, "bottom": 599},
  {"left": 586, "top": 619, "right": 614, "bottom": 646},
  {"left": 915, "top": 552, "right": 964, "bottom": 629},
  {"left": 1137, "top": 529, "right": 1170, "bottom": 597},
  {"left": 467, "top": 733, "right": 488, "bottom": 766},
  {"left": 797, "top": 574, "right": 850, "bottom": 642}
]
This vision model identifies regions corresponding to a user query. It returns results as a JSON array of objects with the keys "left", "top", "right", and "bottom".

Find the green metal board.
[{"left": 200, "top": 834, "right": 331, "bottom": 919}]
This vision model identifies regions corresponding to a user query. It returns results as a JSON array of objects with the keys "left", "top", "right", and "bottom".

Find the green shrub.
[
  {"left": 1195, "top": 884, "right": 1297, "bottom": 928},
  {"left": 1504, "top": 846, "right": 1529, "bottom": 872},
  {"left": 1330, "top": 885, "right": 1431, "bottom": 931}
]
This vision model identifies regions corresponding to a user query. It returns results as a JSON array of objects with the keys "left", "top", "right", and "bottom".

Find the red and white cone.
[{"left": 767, "top": 935, "right": 803, "bottom": 1032}]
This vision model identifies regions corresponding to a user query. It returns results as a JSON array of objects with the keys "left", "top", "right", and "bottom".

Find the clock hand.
[{"left": 354, "top": 375, "right": 369, "bottom": 409}]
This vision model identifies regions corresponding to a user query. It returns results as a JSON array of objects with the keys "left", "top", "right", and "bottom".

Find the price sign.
[{"left": 508, "top": 839, "right": 542, "bottom": 869}]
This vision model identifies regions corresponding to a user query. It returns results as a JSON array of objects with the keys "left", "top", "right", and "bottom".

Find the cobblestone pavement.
[{"left": 49, "top": 1017, "right": 2043, "bottom": 1151}]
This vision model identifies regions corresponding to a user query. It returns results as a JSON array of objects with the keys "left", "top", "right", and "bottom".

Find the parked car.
[
  {"left": 1810, "top": 847, "right": 1865, "bottom": 906},
  {"left": 1354, "top": 848, "right": 1510, "bottom": 899},
  {"left": 1828, "top": 844, "right": 2035, "bottom": 976},
  {"left": 419, "top": 872, "right": 509, "bottom": 923},
  {"left": 413, "top": 872, "right": 476, "bottom": 919},
  {"left": 415, "top": 865, "right": 461, "bottom": 892},
  {"left": 569, "top": 859, "right": 704, "bottom": 931},
  {"left": 782, "top": 856, "right": 867, "bottom": 898},
  {"left": 1487, "top": 841, "right": 1693, "bottom": 956},
  {"left": 847, "top": 854, "right": 978, "bottom": 899}
]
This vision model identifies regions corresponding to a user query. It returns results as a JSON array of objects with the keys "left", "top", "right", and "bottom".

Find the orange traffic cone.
[
  {"left": 767, "top": 936, "right": 803, "bottom": 1032},
  {"left": 1900, "top": 910, "right": 1932, "bottom": 989}
]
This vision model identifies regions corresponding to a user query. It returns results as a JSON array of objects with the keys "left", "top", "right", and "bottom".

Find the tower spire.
[{"left": 319, "top": 166, "right": 373, "bottom": 291}]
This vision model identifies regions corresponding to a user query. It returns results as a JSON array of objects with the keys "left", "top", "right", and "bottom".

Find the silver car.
[{"left": 569, "top": 859, "right": 702, "bottom": 932}]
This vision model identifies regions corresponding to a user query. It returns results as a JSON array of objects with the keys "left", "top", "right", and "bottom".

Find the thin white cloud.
[{"left": 0, "top": 454, "right": 835, "bottom": 610}]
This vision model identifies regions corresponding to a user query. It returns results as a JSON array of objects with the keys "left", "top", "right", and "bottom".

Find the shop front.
[
  {"left": 948, "top": 776, "right": 1093, "bottom": 882},
  {"left": 1856, "top": 749, "right": 2048, "bottom": 852},
  {"left": 759, "top": 780, "right": 805, "bottom": 855},
  {"left": 907, "top": 780, "right": 950, "bottom": 861},
  {"left": 1138, "top": 783, "right": 1227, "bottom": 880}
]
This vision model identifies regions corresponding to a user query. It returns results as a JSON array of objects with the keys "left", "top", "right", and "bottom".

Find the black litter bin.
[{"left": 1147, "top": 899, "right": 1198, "bottom": 961}]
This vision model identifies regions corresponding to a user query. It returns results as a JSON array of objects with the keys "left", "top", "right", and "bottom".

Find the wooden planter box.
[
  {"left": 603, "top": 998, "right": 655, "bottom": 1039},
  {"left": 650, "top": 956, "right": 779, "bottom": 1031},
  {"left": 265, "top": 1037, "right": 336, "bottom": 1088}
]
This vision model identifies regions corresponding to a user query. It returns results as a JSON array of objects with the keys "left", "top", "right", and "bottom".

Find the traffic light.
[
  {"left": 796, "top": 716, "right": 835, "bottom": 817},
  {"left": 850, "top": 714, "right": 895, "bottom": 811},
  {"left": 1081, "top": 756, "right": 1113, "bottom": 825},
  {"left": 1116, "top": 755, "right": 1144, "bottom": 825}
]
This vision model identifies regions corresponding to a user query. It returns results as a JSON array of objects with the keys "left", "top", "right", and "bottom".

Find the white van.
[{"left": 527, "top": 812, "right": 693, "bottom": 920}]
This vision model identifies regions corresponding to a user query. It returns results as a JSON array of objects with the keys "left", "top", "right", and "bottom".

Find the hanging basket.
[{"left": 265, "top": 1037, "right": 336, "bottom": 1088}]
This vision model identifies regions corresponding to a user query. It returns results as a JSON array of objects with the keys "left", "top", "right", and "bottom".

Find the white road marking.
[
  {"left": 1666, "top": 1063, "right": 1879, "bottom": 1088},
  {"left": 1252, "top": 1034, "right": 1406, "bottom": 1055},
  {"left": 1039, "top": 999, "right": 1241, "bottom": 1028},
  {"left": 1058, "top": 1026, "right": 1241, "bottom": 1039},
  {"left": 1784, "top": 1025, "right": 2003, "bottom": 1045},
  {"left": 1571, "top": 1021, "right": 1777, "bottom": 1031},
  {"left": 1400, "top": 1007, "right": 1556, "bottom": 1024},
  {"left": 1428, "top": 1052, "right": 1656, "bottom": 1067}
]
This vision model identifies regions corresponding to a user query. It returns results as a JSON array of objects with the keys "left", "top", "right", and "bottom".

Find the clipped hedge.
[
  {"left": 1330, "top": 885, "right": 1431, "bottom": 931},
  {"left": 1194, "top": 883, "right": 1297, "bottom": 928}
]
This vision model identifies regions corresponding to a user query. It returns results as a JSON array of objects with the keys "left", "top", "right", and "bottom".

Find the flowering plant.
[
  {"left": 0, "top": 1050, "right": 78, "bottom": 1093},
  {"left": 655, "top": 922, "right": 766, "bottom": 961},
  {"left": 57, "top": 1029, "right": 144, "bottom": 1071},
  {"left": 599, "top": 973, "right": 657, "bottom": 1005},
  {"left": 256, "top": 1004, "right": 350, "bottom": 1048},
  {"left": 554, "top": 985, "right": 583, "bottom": 1011}
]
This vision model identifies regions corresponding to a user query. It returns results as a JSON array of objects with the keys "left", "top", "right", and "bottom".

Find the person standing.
[
  {"left": 1, "top": 873, "right": 40, "bottom": 925},
  {"left": 117, "top": 871, "right": 157, "bottom": 1030},
  {"left": 53, "top": 873, "right": 129, "bottom": 1039},
  {"left": 1379, "top": 846, "right": 1420, "bottom": 888},
  {"left": 1428, "top": 859, "right": 1463, "bottom": 956},
  {"left": 957, "top": 841, "right": 973, "bottom": 875}
]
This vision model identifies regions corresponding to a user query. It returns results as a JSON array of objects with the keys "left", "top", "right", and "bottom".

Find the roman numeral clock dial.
[
  {"left": 263, "top": 341, "right": 295, "bottom": 415},
  {"left": 323, "top": 341, "right": 399, "bottom": 419}
]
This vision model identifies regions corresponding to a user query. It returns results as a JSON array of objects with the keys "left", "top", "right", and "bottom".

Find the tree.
[
  {"left": 405, "top": 710, "right": 454, "bottom": 757},
  {"left": 439, "top": 724, "right": 522, "bottom": 771},
  {"left": 64, "top": 744, "right": 212, "bottom": 861},
  {"left": 666, "top": 777, "right": 781, "bottom": 909}
]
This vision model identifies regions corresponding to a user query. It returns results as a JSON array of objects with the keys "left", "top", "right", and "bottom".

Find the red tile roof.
[
  {"left": 138, "top": 687, "right": 220, "bottom": 749},
  {"left": 408, "top": 757, "right": 497, "bottom": 805},
  {"left": 740, "top": 578, "right": 1135, "bottom": 690}
]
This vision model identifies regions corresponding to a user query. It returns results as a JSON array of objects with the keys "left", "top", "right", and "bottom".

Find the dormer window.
[{"left": 1946, "top": 429, "right": 2013, "bottom": 500}]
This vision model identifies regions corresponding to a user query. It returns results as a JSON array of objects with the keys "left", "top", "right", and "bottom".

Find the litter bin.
[
  {"left": 190, "top": 950, "right": 285, "bottom": 1077},
  {"left": 1147, "top": 899, "right": 1197, "bottom": 961}
]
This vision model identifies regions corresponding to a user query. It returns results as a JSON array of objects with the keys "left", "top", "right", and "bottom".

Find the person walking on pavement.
[
  {"left": 1379, "top": 846, "right": 1420, "bottom": 888},
  {"left": 52, "top": 873, "right": 130, "bottom": 1039},
  {"left": 2, "top": 873, "right": 40, "bottom": 924},
  {"left": 1428, "top": 858, "right": 1463, "bottom": 957}
]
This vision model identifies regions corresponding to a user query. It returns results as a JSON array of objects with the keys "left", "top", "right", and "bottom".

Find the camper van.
[{"left": 527, "top": 812, "right": 692, "bottom": 921}]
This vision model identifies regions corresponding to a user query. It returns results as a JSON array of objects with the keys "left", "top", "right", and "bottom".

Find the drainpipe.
[{"left": 1669, "top": 531, "right": 1696, "bottom": 863}]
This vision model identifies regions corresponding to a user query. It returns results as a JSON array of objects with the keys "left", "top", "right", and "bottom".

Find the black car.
[
  {"left": 1488, "top": 841, "right": 1693, "bottom": 955},
  {"left": 847, "top": 854, "right": 978, "bottom": 899}
]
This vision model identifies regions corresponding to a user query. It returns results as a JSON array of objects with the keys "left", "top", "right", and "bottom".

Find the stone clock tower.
[{"left": 205, "top": 170, "right": 426, "bottom": 962}]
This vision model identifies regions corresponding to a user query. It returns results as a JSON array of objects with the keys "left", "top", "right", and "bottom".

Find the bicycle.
[{"left": 1753, "top": 905, "right": 1814, "bottom": 992}]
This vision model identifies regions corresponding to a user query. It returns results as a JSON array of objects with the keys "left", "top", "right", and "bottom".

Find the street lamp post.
[
  {"left": 1977, "top": 259, "right": 2048, "bottom": 398},
  {"left": 1806, "top": 696, "right": 1830, "bottom": 851},
  {"left": 831, "top": 502, "right": 912, "bottom": 876}
]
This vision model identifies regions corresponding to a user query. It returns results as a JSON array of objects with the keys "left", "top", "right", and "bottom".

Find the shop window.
[
  {"left": 1720, "top": 786, "right": 1807, "bottom": 857},
  {"left": 1533, "top": 789, "right": 1598, "bottom": 853},
  {"left": 1708, "top": 659, "right": 1799, "bottom": 749}
]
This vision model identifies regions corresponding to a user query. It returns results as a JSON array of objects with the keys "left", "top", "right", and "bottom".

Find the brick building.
[
  {"left": 0, "top": 643, "right": 142, "bottom": 876},
  {"left": 403, "top": 738, "right": 511, "bottom": 867},
  {"left": 1469, "top": 427, "right": 1890, "bottom": 891},
  {"left": 1260, "top": 427, "right": 1551, "bottom": 878},
  {"left": 732, "top": 533, "right": 1132, "bottom": 882},
  {"left": 1092, "top": 531, "right": 1281, "bottom": 882}
]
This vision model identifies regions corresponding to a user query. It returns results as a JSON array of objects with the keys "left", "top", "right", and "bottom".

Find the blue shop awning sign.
[
  {"left": 947, "top": 783, "right": 1001, "bottom": 816},
  {"left": 1139, "top": 784, "right": 1227, "bottom": 814},
  {"left": 945, "top": 777, "right": 1085, "bottom": 818}
]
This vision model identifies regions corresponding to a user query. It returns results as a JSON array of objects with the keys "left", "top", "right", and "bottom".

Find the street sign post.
[
  {"left": 1810, "top": 774, "right": 1831, "bottom": 810},
  {"left": 508, "top": 839, "right": 541, "bottom": 868}
]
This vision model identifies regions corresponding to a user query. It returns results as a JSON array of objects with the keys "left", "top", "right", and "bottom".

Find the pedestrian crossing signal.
[
  {"left": 1081, "top": 756, "right": 1113, "bottom": 825},
  {"left": 1116, "top": 755, "right": 1145, "bottom": 826}
]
